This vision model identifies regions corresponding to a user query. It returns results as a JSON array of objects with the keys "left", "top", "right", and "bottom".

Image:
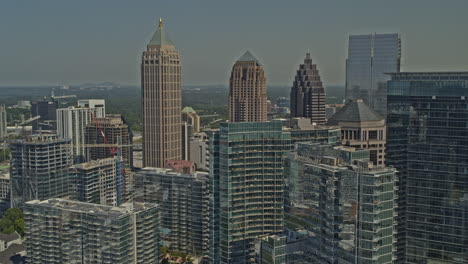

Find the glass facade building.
[
  {"left": 346, "top": 33, "right": 401, "bottom": 116},
  {"left": 210, "top": 122, "right": 290, "bottom": 264},
  {"left": 24, "top": 199, "right": 159, "bottom": 264},
  {"left": 257, "top": 234, "right": 287, "bottom": 264},
  {"left": 135, "top": 168, "right": 210, "bottom": 260},
  {"left": 284, "top": 142, "right": 398, "bottom": 263},
  {"left": 387, "top": 72, "right": 468, "bottom": 263}
]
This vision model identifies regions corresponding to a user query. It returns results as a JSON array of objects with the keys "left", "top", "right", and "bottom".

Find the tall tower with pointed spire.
[
  {"left": 290, "top": 53, "right": 326, "bottom": 125},
  {"left": 229, "top": 51, "right": 267, "bottom": 122},
  {"left": 141, "top": 19, "right": 182, "bottom": 167}
]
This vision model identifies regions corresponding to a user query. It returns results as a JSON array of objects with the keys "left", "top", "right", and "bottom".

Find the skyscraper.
[
  {"left": 9, "top": 135, "right": 72, "bottom": 208},
  {"left": 181, "top": 107, "right": 201, "bottom": 160},
  {"left": 290, "top": 53, "right": 326, "bottom": 125},
  {"left": 284, "top": 142, "right": 397, "bottom": 263},
  {"left": 386, "top": 72, "right": 468, "bottom": 264},
  {"left": 30, "top": 99, "right": 58, "bottom": 131},
  {"left": 229, "top": 51, "right": 267, "bottom": 122},
  {"left": 0, "top": 105, "right": 6, "bottom": 139},
  {"left": 24, "top": 199, "right": 159, "bottom": 264},
  {"left": 210, "top": 122, "right": 290, "bottom": 263},
  {"left": 56, "top": 99, "right": 105, "bottom": 162},
  {"left": 345, "top": 33, "right": 401, "bottom": 116},
  {"left": 141, "top": 19, "right": 182, "bottom": 168}
]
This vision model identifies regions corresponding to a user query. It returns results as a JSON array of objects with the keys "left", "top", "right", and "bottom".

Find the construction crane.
[
  {"left": 15, "top": 115, "right": 41, "bottom": 136},
  {"left": 51, "top": 88, "right": 76, "bottom": 100},
  {"left": 88, "top": 110, "right": 124, "bottom": 205},
  {"left": 17, "top": 115, "right": 41, "bottom": 127}
]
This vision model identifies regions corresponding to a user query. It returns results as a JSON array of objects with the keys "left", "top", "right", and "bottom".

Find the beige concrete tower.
[
  {"left": 141, "top": 19, "right": 182, "bottom": 167},
  {"left": 327, "top": 99, "right": 386, "bottom": 166},
  {"left": 229, "top": 51, "right": 267, "bottom": 122}
]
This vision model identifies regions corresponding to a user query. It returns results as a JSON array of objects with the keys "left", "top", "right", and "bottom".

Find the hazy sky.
[{"left": 1, "top": 0, "right": 467, "bottom": 86}]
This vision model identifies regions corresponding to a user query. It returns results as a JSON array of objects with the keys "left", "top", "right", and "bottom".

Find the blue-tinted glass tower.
[
  {"left": 210, "top": 121, "right": 290, "bottom": 264},
  {"left": 346, "top": 33, "right": 401, "bottom": 116},
  {"left": 387, "top": 72, "right": 468, "bottom": 263}
]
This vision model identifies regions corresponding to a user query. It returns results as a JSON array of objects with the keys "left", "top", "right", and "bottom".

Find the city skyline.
[
  {"left": 1, "top": 2, "right": 468, "bottom": 263},
  {"left": 1, "top": 0, "right": 468, "bottom": 86}
]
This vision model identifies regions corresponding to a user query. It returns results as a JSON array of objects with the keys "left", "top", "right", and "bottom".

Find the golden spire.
[{"left": 159, "top": 18, "right": 163, "bottom": 28}]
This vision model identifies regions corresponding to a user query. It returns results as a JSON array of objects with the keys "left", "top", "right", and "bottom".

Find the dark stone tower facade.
[{"left": 290, "top": 53, "right": 326, "bottom": 125}]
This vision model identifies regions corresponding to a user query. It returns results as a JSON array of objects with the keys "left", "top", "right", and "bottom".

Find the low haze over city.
[{"left": 0, "top": 1, "right": 467, "bottom": 264}]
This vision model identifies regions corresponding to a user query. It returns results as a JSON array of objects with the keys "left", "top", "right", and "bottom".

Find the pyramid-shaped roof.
[
  {"left": 148, "top": 19, "right": 175, "bottom": 46},
  {"left": 327, "top": 99, "right": 383, "bottom": 124},
  {"left": 237, "top": 51, "right": 262, "bottom": 65}
]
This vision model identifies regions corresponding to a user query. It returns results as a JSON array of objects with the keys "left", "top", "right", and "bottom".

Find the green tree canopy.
[{"left": 0, "top": 208, "right": 25, "bottom": 237}]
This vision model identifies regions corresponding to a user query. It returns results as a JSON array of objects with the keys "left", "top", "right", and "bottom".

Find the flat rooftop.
[{"left": 26, "top": 198, "right": 155, "bottom": 217}]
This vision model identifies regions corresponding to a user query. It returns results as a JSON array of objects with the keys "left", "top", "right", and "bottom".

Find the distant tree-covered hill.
[{"left": 0, "top": 83, "right": 345, "bottom": 131}]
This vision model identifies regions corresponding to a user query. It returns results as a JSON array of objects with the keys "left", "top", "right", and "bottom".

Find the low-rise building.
[{"left": 0, "top": 232, "right": 25, "bottom": 264}]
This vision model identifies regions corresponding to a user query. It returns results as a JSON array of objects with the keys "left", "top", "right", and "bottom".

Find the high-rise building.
[
  {"left": 0, "top": 172, "right": 10, "bottom": 215},
  {"left": 182, "top": 106, "right": 200, "bottom": 133},
  {"left": 30, "top": 99, "right": 58, "bottom": 131},
  {"left": 84, "top": 114, "right": 133, "bottom": 168},
  {"left": 386, "top": 72, "right": 468, "bottom": 264},
  {"left": 189, "top": 132, "right": 210, "bottom": 171},
  {"left": 284, "top": 142, "right": 397, "bottom": 263},
  {"left": 77, "top": 99, "right": 106, "bottom": 116},
  {"left": 9, "top": 135, "right": 72, "bottom": 208},
  {"left": 209, "top": 128, "right": 221, "bottom": 264},
  {"left": 345, "top": 33, "right": 401, "bottom": 116},
  {"left": 181, "top": 121, "right": 191, "bottom": 160},
  {"left": 72, "top": 157, "right": 118, "bottom": 206},
  {"left": 327, "top": 99, "right": 386, "bottom": 166},
  {"left": 56, "top": 99, "right": 105, "bottom": 162},
  {"left": 165, "top": 159, "right": 196, "bottom": 175},
  {"left": 210, "top": 122, "right": 290, "bottom": 263},
  {"left": 229, "top": 51, "right": 267, "bottom": 122},
  {"left": 24, "top": 198, "right": 159, "bottom": 264},
  {"left": 181, "top": 107, "right": 201, "bottom": 160},
  {"left": 141, "top": 19, "right": 182, "bottom": 168},
  {"left": 135, "top": 168, "right": 209, "bottom": 260},
  {"left": 0, "top": 105, "right": 6, "bottom": 139},
  {"left": 290, "top": 53, "right": 326, "bottom": 125},
  {"left": 286, "top": 117, "right": 341, "bottom": 145}
]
